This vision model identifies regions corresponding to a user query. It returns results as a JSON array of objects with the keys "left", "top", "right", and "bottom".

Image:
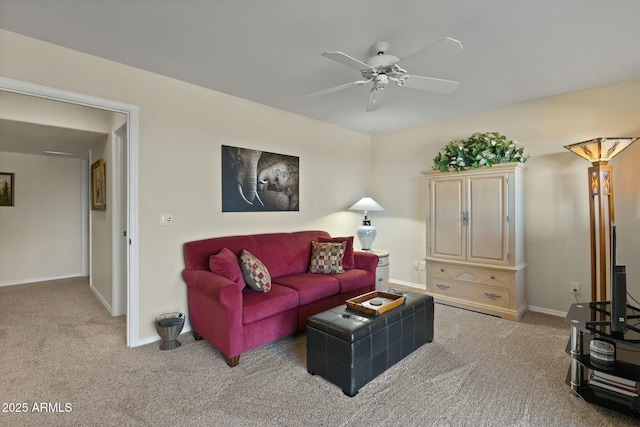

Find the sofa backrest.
[
  {"left": 252, "top": 231, "right": 330, "bottom": 278},
  {"left": 183, "top": 235, "right": 260, "bottom": 271},
  {"left": 183, "top": 230, "right": 331, "bottom": 278}
]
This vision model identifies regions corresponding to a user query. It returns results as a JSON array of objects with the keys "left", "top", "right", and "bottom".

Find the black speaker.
[{"left": 611, "top": 265, "right": 627, "bottom": 333}]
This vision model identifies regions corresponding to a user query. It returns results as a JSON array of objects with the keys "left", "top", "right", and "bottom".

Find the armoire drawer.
[
  {"left": 429, "top": 277, "right": 510, "bottom": 309},
  {"left": 430, "top": 262, "right": 510, "bottom": 288}
]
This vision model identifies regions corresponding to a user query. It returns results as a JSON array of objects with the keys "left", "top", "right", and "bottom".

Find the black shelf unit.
[{"left": 565, "top": 302, "right": 640, "bottom": 419}]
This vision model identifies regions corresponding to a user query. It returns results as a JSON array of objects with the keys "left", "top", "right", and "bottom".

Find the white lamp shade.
[{"left": 349, "top": 197, "right": 384, "bottom": 212}]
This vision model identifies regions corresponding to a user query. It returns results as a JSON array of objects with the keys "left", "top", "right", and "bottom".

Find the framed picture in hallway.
[
  {"left": 221, "top": 145, "right": 299, "bottom": 212},
  {"left": 91, "top": 159, "right": 106, "bottom": 211},
  {"left": 0, "top": 172, "right": 14, "bottom": 206}
]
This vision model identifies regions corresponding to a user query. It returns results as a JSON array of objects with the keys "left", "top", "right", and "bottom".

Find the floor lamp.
[{"left": 564, "top": 137, "right": 638, "bottom": 302}]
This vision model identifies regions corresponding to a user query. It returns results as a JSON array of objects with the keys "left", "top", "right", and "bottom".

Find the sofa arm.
[
  {"left": 182, "top": 270, "right": 240, "bottom": 303},
  {"left": 181, "top": 269, "right": 243, "bottom": 358},
  {"left": 353, "top": 251, "right": 379, "bottom": 273}
]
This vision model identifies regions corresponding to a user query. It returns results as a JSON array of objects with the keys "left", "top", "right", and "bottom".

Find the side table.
[
  {"left": 372, "top": 249, "right": 389, "bottom": 290},
  {"left": 565, "top": 302, "right": 640, "bottom": 419}
]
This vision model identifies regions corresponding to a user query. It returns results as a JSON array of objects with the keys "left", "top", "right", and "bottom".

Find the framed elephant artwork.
[{"left": 221, "top": 145, "right": 299, "bottom": 212}]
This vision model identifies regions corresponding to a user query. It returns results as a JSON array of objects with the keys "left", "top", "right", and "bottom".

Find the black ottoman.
[{"left": 306, "top": 292, "right": 434, "bottom": 396}]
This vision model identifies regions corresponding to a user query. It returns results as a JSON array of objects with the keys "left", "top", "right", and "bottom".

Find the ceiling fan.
[{"left": 306, "top": 37, "right": 463, "bottom": 112}]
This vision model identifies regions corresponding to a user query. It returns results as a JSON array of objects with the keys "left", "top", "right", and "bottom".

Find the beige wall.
[
  {"left": 90, "top": 138, "right": 112, "bottom": 307},
  {"left": 0, "top": 151, "right": 83, "bottom": 284},
  {"left": 3, "top": 28, "right": 639, "bottom": 337},
  {"left": 0, "top": 30, "right": 372, "bottom": 342},
  {"left": 371, "top": 77, "right": 640, "bottom": 314},
  {"left": 0, "top": 90, "right": 113, "bottom": 132}
]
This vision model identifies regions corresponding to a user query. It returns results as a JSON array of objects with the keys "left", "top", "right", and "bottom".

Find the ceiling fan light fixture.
[
  {"left": 373, "top": 74, "right": 389, "bottom": 88},
  {"left": 308, "top": 37, "right": 463, "bottom": 111}
]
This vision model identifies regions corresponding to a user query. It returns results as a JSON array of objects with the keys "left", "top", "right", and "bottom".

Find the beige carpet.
[{"left": 0, "top": 277, "right": 637, "bottom": 427}]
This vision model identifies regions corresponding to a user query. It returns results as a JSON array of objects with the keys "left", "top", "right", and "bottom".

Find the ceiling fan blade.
[
  {"left": 305, "top": 79, "right": 371, "bottom": 98},
  {"left": 322, "top": 51, "right": 375, "bottom": 72},
  {"left": 366, "top": 88, "right": 385, "bottom": 112},
  {"left": 397, "top": 37, "right": 463, "bottom": 65},
  {"left": 400, "top": 75, "right": 459, "bottom": 94}
]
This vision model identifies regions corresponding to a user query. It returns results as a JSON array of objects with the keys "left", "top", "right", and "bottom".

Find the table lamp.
[{"left": 349, "top": 197, "right": 384, "bottom": 252}]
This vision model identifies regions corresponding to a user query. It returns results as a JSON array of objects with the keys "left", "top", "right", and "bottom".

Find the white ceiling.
[
  {"left": 2, "top": 0, "right": 640, "bottom": 135},
  {"left": 0, "top": 118, "right": 107, "bottom": 159}
]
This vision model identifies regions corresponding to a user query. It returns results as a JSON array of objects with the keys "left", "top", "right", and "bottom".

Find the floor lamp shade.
[
  {"left": 564, "top": 137, "right": 638, "bottom": 301},
  {"left": 349, "top": 197, "right": 384, "bottom": 252}
]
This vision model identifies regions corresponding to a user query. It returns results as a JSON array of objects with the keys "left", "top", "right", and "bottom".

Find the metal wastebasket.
[{"left": 155, "top": 312, "right": 185, "bottom": 350}]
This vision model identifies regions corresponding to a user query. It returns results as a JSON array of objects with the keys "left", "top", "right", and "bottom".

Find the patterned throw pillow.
[
  {"left": 318, "top": 236, "right": 355, "bottom": 269},
  {"left": 308, "top": 241, "right": 346, "bottom": 274},
  {"left": 239, "top": 250, "right": 272, "bottom": 292}
]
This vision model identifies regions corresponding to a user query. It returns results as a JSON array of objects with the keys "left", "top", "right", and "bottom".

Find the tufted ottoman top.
[{"left": 307, "top": 292, "right": 433, "bottom": 343}]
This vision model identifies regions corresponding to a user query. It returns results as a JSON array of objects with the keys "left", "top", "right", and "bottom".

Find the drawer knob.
[
  {"left": 484, "top": 293, "right": 501, "bottom": 300},
  {"left": 490, "top": 275, "right": 496, "bottom": 280},
  {"left": 440, "top": 268, "right": 445, "bottom": 272},
  {"left": 436, "top": 284, "right": 450, "bottom": 290}
]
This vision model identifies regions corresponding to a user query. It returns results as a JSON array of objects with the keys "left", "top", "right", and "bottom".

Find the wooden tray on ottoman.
[{"left": 345, "top": 291, "right": 406, "bottom": 316}]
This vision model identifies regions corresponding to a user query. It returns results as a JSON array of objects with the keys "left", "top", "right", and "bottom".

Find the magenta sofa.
[{"left": 182, "top": 230, "right": 378, "bottom": 367}]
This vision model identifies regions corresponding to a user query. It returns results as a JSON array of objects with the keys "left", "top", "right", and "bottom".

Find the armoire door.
[
  {"left": 429, "top": 176, "right": 466, "bottom": 261},
  {"left": 466, "top": 173, "right": 509, "bottom": 265}
]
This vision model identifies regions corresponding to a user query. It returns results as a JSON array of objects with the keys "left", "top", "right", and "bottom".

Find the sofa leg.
[
  {"left": 225, "top": 355, "right": 240, "bottom": 367},
  {"left": 192, "top": 331, "right": 203, "bottom": 340}
]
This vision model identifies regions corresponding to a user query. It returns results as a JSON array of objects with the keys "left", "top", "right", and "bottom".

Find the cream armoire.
[{"left": 422, "top": 163, "right": 527, "bottom": 321}]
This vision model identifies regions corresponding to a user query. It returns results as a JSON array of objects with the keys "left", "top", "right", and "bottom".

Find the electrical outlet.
[
  {"left": 570, "top": 282, "right": 581, "bottom": 295},
  {"left": 419, "top": 261, "right": 427, "bottom": 271}
]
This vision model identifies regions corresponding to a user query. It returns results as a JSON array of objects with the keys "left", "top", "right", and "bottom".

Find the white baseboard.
[
  {"left": 90, "top": 284, "right": 114, "bottom": 315},
  {"left": 527, "top": 305, "right": 566, "bottom": 318},
  {"left": 388, "top": 279, "right": 425, "bottom": 290},
  {"left": 0, "top": 273, "right": 83, "bottom": 288}
]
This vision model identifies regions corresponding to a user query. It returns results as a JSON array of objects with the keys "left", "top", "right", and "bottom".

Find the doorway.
[{"left": 0, "top": 77, "right": 141, "bottom": 347}]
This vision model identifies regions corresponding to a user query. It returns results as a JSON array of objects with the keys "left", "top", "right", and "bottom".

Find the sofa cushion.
[
  {"left": 309, "top": 241, "right": 346, "bottom": 274},
  {"left": 322, "top": 268, "right": 375, "bottom": 293},
  {"left": 209, "top": 248, "right": 246, "bottom": 290},
  {"left": 273, "top": 273, "right": 340, "bottom": 306},
  {"left": 319, "top": 236, "right": 355, "bottom": 269},
  {"left": 239, "top": 250, "right": 272, "bottom": 292},
  {"left": 242, "top": 284, "right": 299, "bottom": 324}
]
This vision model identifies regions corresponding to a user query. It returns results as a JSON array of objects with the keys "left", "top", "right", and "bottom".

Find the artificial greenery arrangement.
[{"left": 432, "top": 131, "right": 531, "bottom": 172}]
